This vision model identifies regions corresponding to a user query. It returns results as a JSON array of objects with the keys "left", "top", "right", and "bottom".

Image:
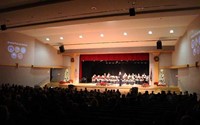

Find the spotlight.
[
  {"left": 1, "top": 24, "right": 7, "bottom": 31},
  {"left": 129, "top": 8, "right": 136, "bottom": 16}
]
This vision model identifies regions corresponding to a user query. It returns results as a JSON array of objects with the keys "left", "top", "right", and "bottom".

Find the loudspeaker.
[
  {"left": 129, "top": 8, "right": 136, "bottom": 16},
  {"left": 157, "top": 40, "right": 162, "bottom": 49},
  {"left": 59, "top": 45, "right": 65, "bottom": 53},
  {"left": 1, "top": 24, "right": 7, "bottom": 31}
]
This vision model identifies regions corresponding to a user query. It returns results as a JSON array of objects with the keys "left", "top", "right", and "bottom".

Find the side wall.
[
  {"left": 172, "top": 15, "right": 200, "bottom": 95},
  {"left": 0, "top": 32, "right": 63, "bottom": 87}
]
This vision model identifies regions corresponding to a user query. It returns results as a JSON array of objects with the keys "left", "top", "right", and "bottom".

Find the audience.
[{"left": 0, "top": 83, "right": 199, "bottom": 125}]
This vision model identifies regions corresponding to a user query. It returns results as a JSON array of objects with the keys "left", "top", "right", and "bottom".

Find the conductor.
[{"left": 119, "top": 71, "right": 122, "bottom": 86}]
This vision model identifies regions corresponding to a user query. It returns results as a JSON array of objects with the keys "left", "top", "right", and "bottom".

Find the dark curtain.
[
  {"left": 82, "top": 60, "right": 149, "bottom": 83},
  {"left": 79, "top": 53, "right": 149, "bottom": 80}
]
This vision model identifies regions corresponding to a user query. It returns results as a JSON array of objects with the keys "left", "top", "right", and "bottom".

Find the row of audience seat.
[{"left": 0, "top": 83, "right": 199, "bottom": 125}]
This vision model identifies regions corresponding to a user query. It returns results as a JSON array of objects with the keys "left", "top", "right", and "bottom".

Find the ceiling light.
[
  {"left": 100, "top": 34, "right": 104, "bottom": 37},
  {"left": 91, "top": 6, "right": 97, "bottom": 10},
  {"left": 170, "top": 30, "right": 174, "bottom": 34},
  {"left": 79, "top": 35, "right": 83, "bottom": 38},
  {"left": 123, "top": 32, "right": 128, "bottom": 36},
  {"left": 148, "top": 31, "right": 153, "bottom": 35},
  {"left": 46, "top": 38, "right": 50, "bottom": 41},
  {"left": 60, "top": 37, "right": 64, "bottom": 40}
]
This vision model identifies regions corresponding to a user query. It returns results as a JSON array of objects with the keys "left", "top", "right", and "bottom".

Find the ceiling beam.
[
  {"left": 0, "top": 0, "right": 72, "bottom": 13},
  {"left": 6, "top": 6, "right": 200, "bottom": 30},
  {"left": 61, "top": 46, "right": 175, "bottom": 55}
]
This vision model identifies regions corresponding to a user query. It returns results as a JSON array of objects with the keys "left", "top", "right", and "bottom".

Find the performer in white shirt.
[
  {"left": 92, "top": 74, "right": 97, "bottom": 83},
  {"left": 118, "top": 71, "right": 122, "bottom": 86}
]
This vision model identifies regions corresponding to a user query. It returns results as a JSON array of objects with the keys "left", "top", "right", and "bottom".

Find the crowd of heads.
[{"left": 0, "top": 83, "right": 200, "bottom": 125}]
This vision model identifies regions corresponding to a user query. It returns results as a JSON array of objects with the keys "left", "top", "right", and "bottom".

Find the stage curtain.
[
  {"left": 80, "top": 53, "right": 149, "bottom": 61},
  {"left": 79, "top": 60, "right": 82, "bottom": 81},
  {"left": 79, "top": 53, "right": 149, "bottom": 79}
]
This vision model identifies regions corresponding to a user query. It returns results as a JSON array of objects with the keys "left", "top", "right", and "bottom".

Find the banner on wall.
[
  {"left": 191, "top": 30, "right": 200, "bottom": 56},
  {"left": 7, "top": 41, "right": 28, "bottom": 60}
]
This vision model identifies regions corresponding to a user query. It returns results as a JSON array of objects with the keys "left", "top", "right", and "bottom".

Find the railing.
[
  {"left": 35, "top": 77, "right": 50, "bottom": 88},
  {"left": 0, "top": 64, "right": 68, "bottom": 69}
]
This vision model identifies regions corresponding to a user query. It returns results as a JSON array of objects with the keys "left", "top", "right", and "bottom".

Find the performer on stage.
[{"left": 118, "top": 71, "right": 122, "bottom": 86}]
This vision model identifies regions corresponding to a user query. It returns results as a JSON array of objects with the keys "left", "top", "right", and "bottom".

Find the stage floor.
[{"left": 46, "top": 82, "right": 181, "bottom": 95}]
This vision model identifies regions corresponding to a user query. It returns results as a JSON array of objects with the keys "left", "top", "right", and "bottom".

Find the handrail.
[
  {"left": 35, "top": 77, "right": 50, "bottom": 88},
  {"left": 0, "top": 64, "right": 68, "bottom": 69},
  {"left": 160, "top": 63, "right": 199, "bottom": 69}
]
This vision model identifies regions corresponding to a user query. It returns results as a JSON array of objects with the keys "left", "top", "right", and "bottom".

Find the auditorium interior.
[{"left": 0, "top": 0, "right": 200, "bottom": 124}]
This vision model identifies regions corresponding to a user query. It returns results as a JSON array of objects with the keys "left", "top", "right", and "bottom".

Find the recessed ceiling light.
[
  {"left": 148, "top": 31, "right": 153, "bottom": 35},
  {"left": 46, "top": 38, "right": 50, "bottom": 41},
  {"left": 79, "top": 35, "right": 83, "bottom": 38},
  {"left": 123, "top": 32, "right": 128, "bottom": 36},
  {"left": 170, "top": 29, "right": 174, "bottom": 34},
  {"left": 100, "top": 34, "right": 104, "bottom": 37},
  {"left": 91, "top": 6, "right": 97, "bottom": 10},
  {"left": 60, "top": 37, "right": 64, "bottom": 40}
]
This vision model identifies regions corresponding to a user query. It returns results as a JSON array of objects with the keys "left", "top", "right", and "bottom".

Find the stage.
[{"left": 46, "top": 82, "right": 181, "bottom": 95}]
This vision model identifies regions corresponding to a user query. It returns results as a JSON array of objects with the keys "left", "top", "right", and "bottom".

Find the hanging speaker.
[
  {"left": 157, "top": 40, "right": 162, "bottom": 49},
  {"left": 1, "top": 24, "right": 7, "bottom": 31},
  {"left": 129, "top": 8, "right": 136, "bottom": 16},
  {"left": 59, "top": 45, "right": 65, "bottom": 53}
]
